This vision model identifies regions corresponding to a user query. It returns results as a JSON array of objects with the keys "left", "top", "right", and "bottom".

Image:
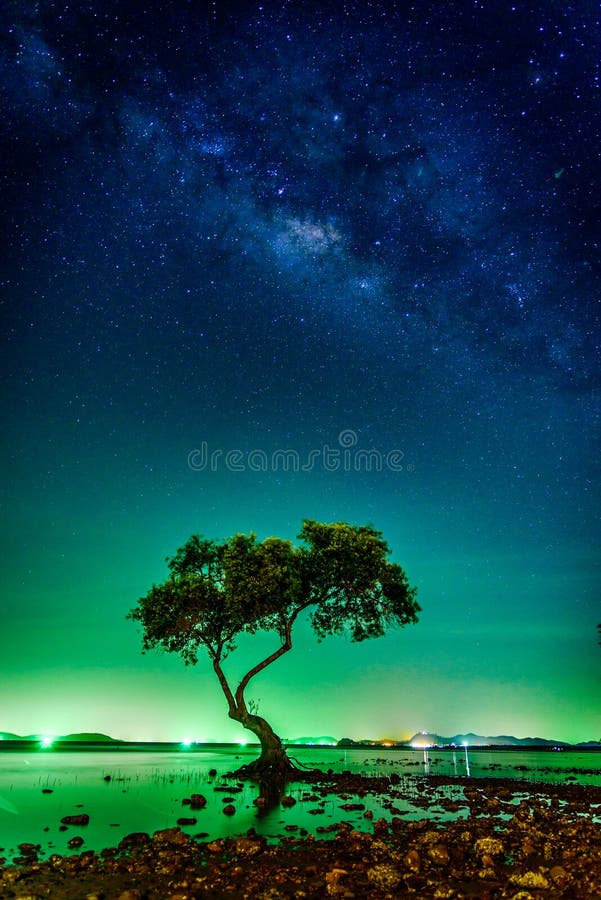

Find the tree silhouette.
[{"left": 128, "top": 520, "right": 419, "bottom": 777}]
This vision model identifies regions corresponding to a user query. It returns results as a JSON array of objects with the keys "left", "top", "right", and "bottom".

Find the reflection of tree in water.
[{"left": 255, "top": 776, "right": 286, "bottom": 816}]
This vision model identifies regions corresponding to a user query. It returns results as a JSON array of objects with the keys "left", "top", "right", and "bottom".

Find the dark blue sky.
[{"left": 1, "top": 0, "right": 599, "bottom": 742}]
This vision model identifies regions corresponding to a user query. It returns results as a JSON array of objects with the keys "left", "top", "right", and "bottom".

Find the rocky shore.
[{"left": 1, "top": 775, "right": 600, "bottom": 899}]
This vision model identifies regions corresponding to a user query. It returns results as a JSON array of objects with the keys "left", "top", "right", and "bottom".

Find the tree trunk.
[{"left": 229, "top": 709, "right": 295, "bottom": 778}]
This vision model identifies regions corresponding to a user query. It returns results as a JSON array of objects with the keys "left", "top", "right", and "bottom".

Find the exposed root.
[
  {"left": 287, "top": 754, "right": 319, "bottom": 771},
  {"left": 230, "top": 751, "right": 322, "bottom": 783},
  {"left": 233, "top": 758, "right": 297, "bottom": 779}
]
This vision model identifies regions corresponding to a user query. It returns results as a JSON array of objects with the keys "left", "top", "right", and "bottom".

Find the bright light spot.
[
  {"left": 40, "top": 736, "right": 54, "bottom": 748},
  {"left": 238, "top": 740, "right": 247, "bottom": 746},
  {"left": 181, "top": 737, "right": 192, "bottom": 748}
]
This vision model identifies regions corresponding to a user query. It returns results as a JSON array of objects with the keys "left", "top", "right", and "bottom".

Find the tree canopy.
[{"left": 128, "top": 519, "right": 419, "bottom": 776}]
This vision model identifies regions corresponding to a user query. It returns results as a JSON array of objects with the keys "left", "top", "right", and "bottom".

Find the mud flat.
[{"left": 1, "top": 774, "right": 600, "bottom": 899}]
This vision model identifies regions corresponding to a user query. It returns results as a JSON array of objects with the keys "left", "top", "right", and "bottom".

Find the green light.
[{"left": 40, "top": 736, "right": 54, "bottom": 748}]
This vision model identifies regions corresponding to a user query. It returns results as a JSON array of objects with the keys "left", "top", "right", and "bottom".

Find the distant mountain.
[
  {"left": 408, "top": 731, "right": 568, "bottom": 747},
  {"left": 0, "top": 731, "right": 119, "bottom": 743},
  {"left": 284, "top": 736, "right": 338, "bottom": 745}
]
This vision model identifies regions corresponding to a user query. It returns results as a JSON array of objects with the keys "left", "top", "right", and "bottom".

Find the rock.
[
  {"left": 189, "top": 793, "right": 207, "bottom": 809},
  {"left": 103, "top": 775, "right": 111, "bottom": 782},
  {"left": 206, "top": 839, "right": 225, "bottom": 853},
  {"left": 1, "top": 868, "right": 22, "bottom": 884},
  {"left": 176, "top": 817, "right": 197, "bottom": 826},
  {"left": 509, "top": 870, "right": 551, "bottom": 889},
  {"left": 521, "top": 836, "right": 537, "bottom": 856},
  {"left": 281, "top": 794, "right": 297, "bottom": 807},
  {"left": 549, "top": 864, "right": 570, "bottom": 886},
  {"left": 222, "top": 804, "right": 236, "bottom": 816},
  {"left": 67, "top": 836, "right": 84, "bottom": 849},
  {"left": 152, "top": 827, "right": 190, "bottom": 846},
  {"left": 325, "top": 867, "right": 349, "bottom": 896},
  {"left": 234, "top": 837, "right": 266, "bottom": 857},
  {"left": 60, "top": 813, "right": 89, "bottom": 826},
  {"left": 367, "top": 863, "right": 401, "bottom": 890},
  {"left": 118, "top": 832, "right": 150, "bottom": 849},
  {"left": 474, "top": 836, "right": 504, "bottom": 858},
  {"left": 41, "top": 788, "right": 53, "bottom": 794},
  {"left": 208, "top": 768, "right": 217, "bottom": 776},
  {"left": 404, "top": 848, "right": 421, "bottom": 871},
  {"left": 17, "top": 843, "right": 40, "bottom": 855},
  {"left": 373, "top": 817, "right": 389, "bottom": 836},
  {"left": 428, "top": 843, "right": 450, "bottom": 866}
]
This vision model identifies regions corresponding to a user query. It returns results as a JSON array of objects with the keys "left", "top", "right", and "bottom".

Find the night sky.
[{"left": 1, "top": 1, "right": 599, "bottom": 744}]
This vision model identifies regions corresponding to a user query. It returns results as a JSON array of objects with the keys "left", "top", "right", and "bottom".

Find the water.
[{"left": 0, "top": 745, "right": 599, "bottom": 862}]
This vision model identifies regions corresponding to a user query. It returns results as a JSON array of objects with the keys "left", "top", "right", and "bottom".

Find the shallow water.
[{"left": 0, "top": 745, "right": 598, "bottom": 862}]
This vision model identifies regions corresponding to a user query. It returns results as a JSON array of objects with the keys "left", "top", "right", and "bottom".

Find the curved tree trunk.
[
  {"left": 211, "top": 625, "right": 316, "bottom": 781},
  {"left": 229, "top": 708, "right": 295, "bottom": 777}
]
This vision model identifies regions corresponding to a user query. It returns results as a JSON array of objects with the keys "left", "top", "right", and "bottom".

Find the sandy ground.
[{"left": 1, "top": 774, "right": 600, "bottom": 899}]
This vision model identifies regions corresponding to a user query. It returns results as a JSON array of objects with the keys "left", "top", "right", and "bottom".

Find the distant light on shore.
[{"left": 40, "top": 736, "right": 54, "bottom": 748}]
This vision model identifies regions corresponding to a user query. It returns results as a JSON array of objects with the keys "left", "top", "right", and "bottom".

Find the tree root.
[{"left": 231, "top": 752, "right": 321, "bottom": 783}]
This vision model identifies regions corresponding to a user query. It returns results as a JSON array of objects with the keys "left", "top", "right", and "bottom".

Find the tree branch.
[
  {"left": 235, "top": 606, "right": 304, "bottom": 710},
  {"left": 212, "top": 657, "right": 237, "bottom": 716}
]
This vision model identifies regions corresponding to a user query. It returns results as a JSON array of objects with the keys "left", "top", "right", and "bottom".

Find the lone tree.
[{"left": 127, "top": 520, "right": 419, "bottom": 777}]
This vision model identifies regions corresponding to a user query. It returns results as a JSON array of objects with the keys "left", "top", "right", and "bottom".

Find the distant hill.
[
  {"left": 0, "top": 731, "right": 119, "bottom": 743},
  {"left": 408, "top": 731, "right": 568, "bottom": 747},
  {"left": 284, "top": 736, "right": 338, "bottom": 745}
]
